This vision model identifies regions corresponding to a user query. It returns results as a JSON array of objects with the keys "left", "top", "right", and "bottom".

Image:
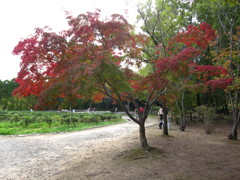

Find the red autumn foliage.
[
  {"left": 192, "top": 65, "right": 233, "bottom": 92},
  {"left": 204, "top": 78, "right": 233, "bottom": 92},
  {"left": 12, "top": 10, "right": 144, "bottom": 109},
  {"left": 193, "top": 65, "right": 228, "bottom": 82},
  {"left": 173, "top": 22, "right": 216, "bottom": 49},
  {"left": 154, "top": 22, "right": 232, "bottom": 93},
  {"left": 13, "top": 12, "right": 232, "bottom": 112}
]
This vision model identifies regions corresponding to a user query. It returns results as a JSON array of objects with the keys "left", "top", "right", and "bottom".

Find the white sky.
[{"left": 0, "top": 0, "right": 145, "bottom": 81}]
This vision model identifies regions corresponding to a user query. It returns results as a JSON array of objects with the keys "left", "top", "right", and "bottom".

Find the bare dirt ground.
[{"left": 0, "top": 117, "right": 239, "bottom": 180}]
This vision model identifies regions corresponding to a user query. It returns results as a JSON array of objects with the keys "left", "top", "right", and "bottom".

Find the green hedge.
[{"left": 0, "top": 111, "right": 123, "bottom": 135}]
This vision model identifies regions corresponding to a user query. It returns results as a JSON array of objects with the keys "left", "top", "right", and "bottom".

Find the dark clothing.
[
  {"left": 159, "top": 114, "right": 163, "bottom": 121},
  {"left": 159, "top": 121, "right": 163, "bottom": 129}
]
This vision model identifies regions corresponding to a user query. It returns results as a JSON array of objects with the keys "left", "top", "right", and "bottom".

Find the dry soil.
[{"left": 0, "top": 117, "right": 239, "bottom": 180}]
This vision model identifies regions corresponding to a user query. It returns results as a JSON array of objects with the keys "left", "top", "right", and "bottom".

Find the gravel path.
[{"left": 0, "top": 117, "right": 158, "bottom": 179}]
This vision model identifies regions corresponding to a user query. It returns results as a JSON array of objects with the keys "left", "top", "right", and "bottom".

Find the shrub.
[
  {"left": 10, "top": 114, "right": 21, "bottom": 123},
  {"left": 61, "top": 113, "right": 79, "bottom": 126},
  {"left": 81, "top": 115, "right": 97, "bottom": 122},
  {"left": 0, "top": 111, "right": 10, "bottom": 121},
  {"left": 20, "top": 116, "right": 34, "bottom": 128},
  {"left": 43, "top": 115, "right": 53, "bottom": 128},
  {"left": 195, "top": 106, "right": 217, "bottom": 134},
  {"left": 0, "top": 111, "right": 124, "bottom": 135}
]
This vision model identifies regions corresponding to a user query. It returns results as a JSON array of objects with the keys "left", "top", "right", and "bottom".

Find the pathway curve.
[{"left": 0, "top": 116, "right": 158, "bottom": 179}]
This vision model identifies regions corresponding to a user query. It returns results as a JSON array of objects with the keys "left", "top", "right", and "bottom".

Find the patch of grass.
[
  {"left": 221, "top": 138, "right": 240, "bottom": 145},
  {"left": 205, "top": 161, "right": 217, "bottom": 166},
  {"left": 214, "top": 166, "right": 222, "bottom": 170},
  {"left": 227, "top": 139, "right": 240, "bottom": 145},
  {"left": 0, "top": 127, "right": 17, "bottom": 135},
  {"left": 0, "top": 118, "right": 134, "bottom": 136},
  {"left": 161, "top": 134, "right": 174, "bottom": 139},
  {"left": 0, "top": 121, "right": 20, "bottom": 128},
  {"left": 116, "top": 146, "right": 164, "bottom": 161}
]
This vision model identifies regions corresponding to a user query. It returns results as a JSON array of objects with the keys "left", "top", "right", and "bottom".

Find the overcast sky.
[{"left": 0, "top": 0, "right": 145, "bottom": 81}]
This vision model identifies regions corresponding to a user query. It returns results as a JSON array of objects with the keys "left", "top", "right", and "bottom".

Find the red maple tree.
[
  {"left": 13, "top": 10, "right": 232, "bottom": 148},
  {"left": 150, "top": 22, "right": 233, "bottom": 131},
  {"left": 13, "top": 10, "right": 153, "bottom": 148}
]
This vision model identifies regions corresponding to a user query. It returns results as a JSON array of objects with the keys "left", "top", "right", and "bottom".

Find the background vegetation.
[
  {"left": 0, "top": 111, "right": 123, "bottom": 135},
  {"left": 0, "top": 0, "right": 239, "bottom": 141}
]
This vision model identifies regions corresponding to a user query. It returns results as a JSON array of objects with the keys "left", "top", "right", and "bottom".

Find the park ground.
[
  {"left": 0, "top": 117, "right": 239, "bottom": 180},
  {"left": 53, "top": 121, "right": 240, "bottom": 180}
]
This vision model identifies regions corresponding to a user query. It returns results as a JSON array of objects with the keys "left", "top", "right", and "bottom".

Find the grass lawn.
[
  {"left": 0, "top": 111, "right": 125, "bottom": 135},
  {"left": 0, "top": 119, "right": 126, "bottom": 135}
]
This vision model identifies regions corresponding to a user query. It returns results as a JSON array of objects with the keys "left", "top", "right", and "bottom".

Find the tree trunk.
[
  {"left": 163, "top": 117, "right": 168, "bottom": 135},
  {"left": 180, "top": 116, "right": 186, "bottom": 131},
  {"left": 224, "top": 103, "right": 230, "bottom": 115},
  {"left": 189, "top": 111, "right": 193, "bottom": 122},
  {"left": 19, "top": 98, "right": 23, "bottom": 111},
  {"left": 197, "top": 94, "right": 201, "bottom": 106},
  {"left": 216, "top": 5, "right": 239, "bottom": 140},
  {"left": 180, "top": 91, "right": 186, "bottom": 131},
  {"left": 162, "top": 100, "right": 169, "bottom": 136},
  {"left": 139, "top": 122, "right": 149, "bottom": 149},
  {"left": 228, "top": 92, "right": 239, "bottom": 140},
  {"left": 175, "top": 100, "right": 181, "bottom": 125},
  {"left": 228, "top": 121, "right": 239, "bottom": 140},
  {"left": 204, "top": 93, "right": 209, "bottom": 105}
]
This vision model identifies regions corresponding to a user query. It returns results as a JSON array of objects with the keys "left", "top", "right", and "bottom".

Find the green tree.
[
  {"left": 137, "top": 0, "right": 196, "bottom": 132},
  {"left": 0, "top": 79, "right": 37, "bottom": 110},
  {"left": 0, "top": 79, "right": 18, "bottom": 110},
  {"left": 193, "top": 0, "right": 240, "bottom": 139}
]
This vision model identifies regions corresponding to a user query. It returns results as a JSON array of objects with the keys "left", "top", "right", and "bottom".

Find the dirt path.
[
  {"left": 1, "top": 117, "right": 240, "bottom": 180},
  {"left": 0, "top": 117, "right": 158, "bottom": 179},
  {"left": 52, "top": 123, "right": 240, "bottom": 180}
]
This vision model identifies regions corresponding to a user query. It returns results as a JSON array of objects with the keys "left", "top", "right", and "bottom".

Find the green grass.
[
  {"left": 0, "top": 119, "right": 126, "bottom": 135},
  {"left": 0, "top": 111, "right": 125, "bottom": 135}
]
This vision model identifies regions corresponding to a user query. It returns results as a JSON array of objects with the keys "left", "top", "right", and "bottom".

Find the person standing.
[
  {"left": 158, "top": 107, "right": 164, "bottom": 129},
  {"left": 139, "top": 107, "right": 144, "bottom": 116}
]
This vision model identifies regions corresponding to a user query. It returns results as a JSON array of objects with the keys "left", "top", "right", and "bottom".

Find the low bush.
[
  {"left": 195, "top": 106, "right": 217, "bottom": 134},
  {"left": 0, "top": 111, "right": 123, "bottom": 135}
]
